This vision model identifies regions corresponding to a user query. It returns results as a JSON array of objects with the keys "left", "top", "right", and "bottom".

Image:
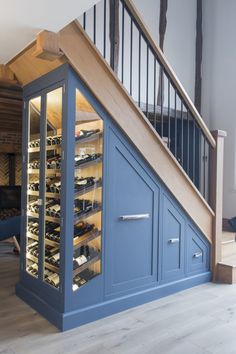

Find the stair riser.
[{"left": 217, "top": 264, "right": 234, "bottom": 284}]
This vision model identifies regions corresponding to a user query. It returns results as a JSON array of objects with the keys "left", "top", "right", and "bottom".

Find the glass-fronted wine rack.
[{"left": 26, "top": 84, "right": 103, "bottom": 292}]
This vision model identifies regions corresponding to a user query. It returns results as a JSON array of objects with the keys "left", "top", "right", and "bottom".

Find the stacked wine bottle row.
[{"left": 26, "top": 128, "right": 103, "bottom": 290}]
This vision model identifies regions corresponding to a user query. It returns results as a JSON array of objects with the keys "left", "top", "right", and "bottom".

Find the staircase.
[
  {"left": 218, "top": 229, "right": 236, "bottom": 283},
  {"left": 6, "top": 0, "right": 228, "bottom": 283}
]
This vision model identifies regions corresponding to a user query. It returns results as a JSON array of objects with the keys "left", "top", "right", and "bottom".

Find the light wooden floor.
[{"left": 1, "top": 243, "right": 236, "bottom": 354}]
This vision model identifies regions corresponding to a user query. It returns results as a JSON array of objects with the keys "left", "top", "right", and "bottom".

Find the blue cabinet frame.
[{"left": 16, "top": 64, "right": 211, "bottom": 331}]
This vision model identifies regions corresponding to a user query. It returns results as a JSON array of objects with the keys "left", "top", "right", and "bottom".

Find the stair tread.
[
  {"left": 220, "top": 254, "right": 236, "bottom": 267},
  {"left": 222, "top": 231, "right": 236, "bottom": 242}
]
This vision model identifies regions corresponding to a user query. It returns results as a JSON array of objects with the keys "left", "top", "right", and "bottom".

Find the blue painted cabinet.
[
  {"left": 162, "top": 196, "right": 185, "bottom": 282},
  {"left": 105, "top": 129, "right": 158, "bottom": 297},
  {"left": 16, "top": 64, "right": 211, "bottom": 332}
]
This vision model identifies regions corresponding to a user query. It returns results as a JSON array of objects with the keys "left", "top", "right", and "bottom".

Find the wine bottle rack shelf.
[
  {"left": 28, "top": 169, "right": 61, "bottom": 176},
  {"left": 28, "top": 132, "right": 103, "bottom": 153},
  {"left": 26, "top": 253, "right": 59, "bottom": 274},
  {"left": 27, "top": 206, "right": 101, "bottom": 224},
  {"left": 27, "top": 232, "right": 59, "bottom": 248},
  {"left": 27, "top": 157, "right": 103, "bottom": 176},
  {"left": 27, "top": 180, "right": 102, "bottom": 199},
  {"left": 73, "top": 230, "right": 101, "bottom": 250},
  {"left": 28, "top": 145, "right": 61, "bottom": 153},
  {"left": 73, "top": 253, "right": 101, "bottom": 277},
  {"left": 27, "top": 251, "right": 101, "bottom": 277},
  {"left": 27, "top": 229, "right": 101, "bottom": 249}
]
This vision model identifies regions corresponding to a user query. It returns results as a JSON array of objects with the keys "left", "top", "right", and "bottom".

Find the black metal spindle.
[
  {"left": 154, "top": 59, "right": 157, "bottom": 130},
  {"left": 93, "top": 5, "right": 96, "bottom": 44},
  {"left": 181, "top": 101, "right": 183, "bottom": 166},
  {"left": 203, "top": 136, "right": 206, "bottom": 198},
  {"left": 193, "top": 121, "right": 196, "bottom": 184},
  {"left": 103, "top": 0, "right": 107, "bottom": 58},
  {"left": 83, "top": 12, "right": 86, "bottom": 30},
  {"left": 174, "top": 91, "right": 177, "bottom": 157},
  {"left": 121, "top": 1, "right": 125, "bottom": 84},
  {"left": 138, "top": 32, "right": 141, "bottom": 107},
  {"left": 130, "top": 19, "right": 133, "bottom": 96},
  {"left": 146, "top": 45, "right": 149, "bottom": 117},
  {"left": 161, "top": 69, "right": 163, "bottom": 137},
  {"left": 187, "top": 111, "right": 190, "bottom": 175},
  {"left": 79, "top": 0, "right": 211, "bottom": 200},
  {"left": 168, "top": 80, "right": 170, "bottom": 148}
]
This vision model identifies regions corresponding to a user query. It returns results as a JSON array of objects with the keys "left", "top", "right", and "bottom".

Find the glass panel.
[
  {"left": 72, "top": 89, "right": 103, "bottom": 291},
  {"left": 26, "top": 96, "right": 41, "bottom": 278},
  {"left": 43, "top": 87, "right": 63, "bottom": 289}
]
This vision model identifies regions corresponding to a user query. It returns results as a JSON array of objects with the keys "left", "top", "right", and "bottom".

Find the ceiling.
[{"left": 0, "top": 0, "right": 100, "bottom": 64}]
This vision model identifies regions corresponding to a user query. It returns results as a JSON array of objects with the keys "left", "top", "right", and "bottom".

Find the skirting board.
[{"left": 16, "top": 272, "right": 212, "bottom": 331}]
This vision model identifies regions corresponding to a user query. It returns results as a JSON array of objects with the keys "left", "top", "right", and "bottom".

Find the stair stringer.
[{"left": 58, "top": 20, "right": 214, "bottom": 243}]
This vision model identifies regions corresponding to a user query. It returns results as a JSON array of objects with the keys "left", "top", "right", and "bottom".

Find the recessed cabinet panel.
[
  {"left": 162, "top": 196, "right": 185, "bottom": 281},
  {"left": 187, "top": 224, "right": 209, "bottom": 275},
  {"left": 105, "top": 130, "right": 156, "bottom": 296}
]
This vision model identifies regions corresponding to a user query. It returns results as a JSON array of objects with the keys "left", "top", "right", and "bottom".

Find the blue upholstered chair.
[{"left": 0, "top": 215, "right": 21, "bottom": 252}]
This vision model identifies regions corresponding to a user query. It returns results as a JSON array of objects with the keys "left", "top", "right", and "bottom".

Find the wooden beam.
[
  {"left": 194, "top": 0, "right": 202, "bottom": 113},
  {"left": 209, "top": 130, "right": 227, "bottom": 281},
  {"left": 8, "top": 41, "right": 65, "bottom": 86},
  {"left": 0, "top": 65, "right": 18, "bottom": 84},
  {"left": 157, "top": 0, "right": 168, "bottom": 106},
  {"left": 33, "top": 30, "right": 63, "bottom": 61}
]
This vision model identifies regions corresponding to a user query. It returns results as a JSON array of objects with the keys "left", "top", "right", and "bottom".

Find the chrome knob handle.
[
  {"left": 193, "top": 252, "right": 203, "bottom": 258},
  {"left": 168, "top": 238, "right": 179, "bottom": 244}
]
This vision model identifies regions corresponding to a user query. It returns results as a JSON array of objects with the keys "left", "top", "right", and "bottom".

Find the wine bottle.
[{"left": 48, "top": 252, "right": 60, "bottom": 267}]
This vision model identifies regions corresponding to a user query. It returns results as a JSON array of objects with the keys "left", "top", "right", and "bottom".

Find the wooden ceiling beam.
[
  {"left": 32, "top": 30, "right": 64, "bottom": 61},
  {"left": 0, "top": 64, "right": 18, "bottom": 85}
]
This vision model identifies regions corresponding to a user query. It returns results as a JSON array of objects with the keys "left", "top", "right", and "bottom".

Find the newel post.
[{"left": 209, "top": 130, "right": 227, "bottom": 281}]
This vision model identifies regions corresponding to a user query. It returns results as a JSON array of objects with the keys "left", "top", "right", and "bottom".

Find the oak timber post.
[{"left": 209, "top": 130, "right": 227, "bottom": 281}]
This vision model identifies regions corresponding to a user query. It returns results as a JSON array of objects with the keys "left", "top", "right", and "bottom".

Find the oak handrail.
[{"left": 124, "top": 0, "right": 216, "bottom": 148}]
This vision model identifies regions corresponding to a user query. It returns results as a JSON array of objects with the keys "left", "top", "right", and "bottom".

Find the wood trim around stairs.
[{"left": 58, "top": 20, "right": 214, "bottom": 243}]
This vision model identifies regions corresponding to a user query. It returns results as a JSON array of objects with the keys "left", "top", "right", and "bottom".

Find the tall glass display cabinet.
[
  {"left": 17, "top": 64, "right": 211, "bottom": 332},
  {"left": 17, "top": 65, "right": 105, "bottom": 330}
]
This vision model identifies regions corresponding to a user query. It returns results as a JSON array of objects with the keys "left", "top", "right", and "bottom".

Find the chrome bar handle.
[
  {"left": 119, "top": 213, "right": 150, "bottom": 221},
  {"left": 168, "top": 238, "right": 179, "bottom": 244},
  {"left": 193, "top": 252, "right": 203, "bottom": 258}
]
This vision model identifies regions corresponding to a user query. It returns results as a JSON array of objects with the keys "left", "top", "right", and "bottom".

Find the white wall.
[
  {"left": 134, "top": 0, "right": 197, "bottom": 102},
  {"left": 202, "top": 0, "right": 236, "bottom": 218},
  {"left": 78, "top": 0, "right": 197, "bottom": 108},
  {"left": 0, "top": 0, "right": 100, "bottom": 63}
]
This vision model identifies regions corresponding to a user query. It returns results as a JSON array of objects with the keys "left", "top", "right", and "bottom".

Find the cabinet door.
[
  {"left": 105, "top": 129, "right": 157, "bottom": 296},
  {"left": 186, "top": 224, "right": 210, "bottom": 275},
  {"left": 162, "top": 196, "right": 185, "bottom": 281}
]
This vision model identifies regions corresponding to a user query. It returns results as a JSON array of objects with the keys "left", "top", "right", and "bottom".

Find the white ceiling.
[{"left": 0, "top": 0, "right": 100, "bottom": 64}]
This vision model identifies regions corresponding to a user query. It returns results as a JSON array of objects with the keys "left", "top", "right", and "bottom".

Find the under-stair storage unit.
[{"left": 16, "top": 64, "right": 211, "bottom": 331}]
